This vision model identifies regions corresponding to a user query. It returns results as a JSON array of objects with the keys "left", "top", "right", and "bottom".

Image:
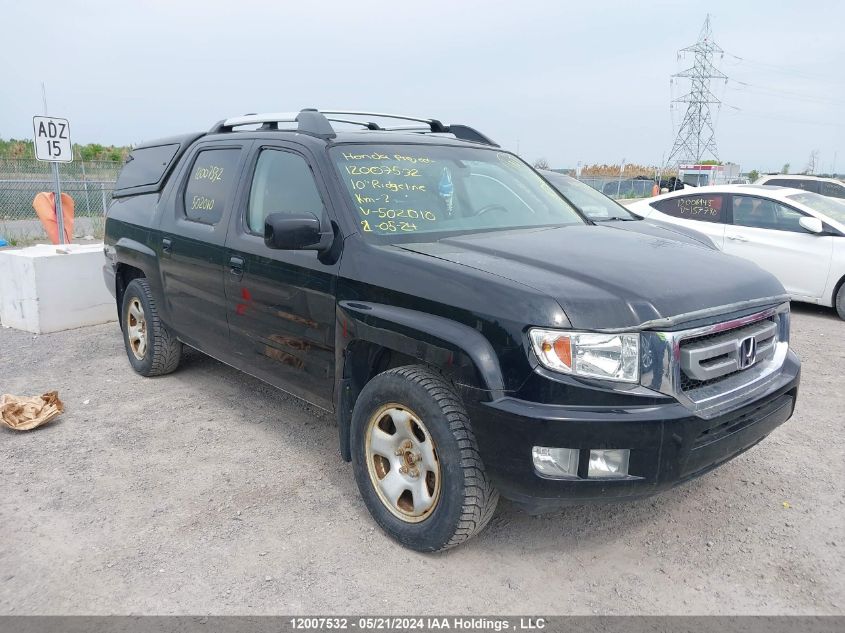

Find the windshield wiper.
[{"left": 591, "top": 216, "right": 638, "bottom": 222}]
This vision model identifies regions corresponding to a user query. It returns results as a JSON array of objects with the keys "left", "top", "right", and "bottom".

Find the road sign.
[
  {"left": 31, "top": 114, "right": 72, "bottom": 244},
  {"left": 32, "top": 116, "right": 72, "bottom": 163}
]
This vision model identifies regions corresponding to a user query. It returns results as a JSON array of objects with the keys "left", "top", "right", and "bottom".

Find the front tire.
[
  {"left": 351, "top": 365, "right": 498, "bottom": 552},
  {"left": 121, "top": 278, "right": 182, "bottom": 376},
  {"left": 836, "top": 284, "right": 845, "bottom": 321}
]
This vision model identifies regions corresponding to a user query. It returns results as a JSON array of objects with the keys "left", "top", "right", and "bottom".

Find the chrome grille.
[
  {"left": 639, "top": 303, "right": 790, "bottom": 420},
  {"left": 679, "top": 318, "right": 778, "bottom": 392}
]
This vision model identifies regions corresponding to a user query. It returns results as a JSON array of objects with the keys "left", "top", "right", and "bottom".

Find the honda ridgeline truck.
[{"left": 103, "top": 109, "right": 801, "bottom": 551}]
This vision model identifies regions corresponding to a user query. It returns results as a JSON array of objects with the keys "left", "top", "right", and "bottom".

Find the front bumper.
[{"left": 467, "top": 349, "right": 800, "bottom": 513}]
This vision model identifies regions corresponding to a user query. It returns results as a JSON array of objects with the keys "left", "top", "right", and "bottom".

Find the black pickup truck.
[{"left": 103, "top": 109, "right": 800, "bottom": 552}]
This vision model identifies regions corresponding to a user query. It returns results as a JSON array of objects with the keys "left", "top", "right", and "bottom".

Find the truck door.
[
  {"left": 157, "top": 141, "right": 250, "bottom": 357},
  {"left": 223, "top": 142, "right": 338, "bottom": 410}
]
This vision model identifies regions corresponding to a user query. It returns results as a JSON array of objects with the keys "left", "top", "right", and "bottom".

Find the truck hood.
[
  {"left": 399, "top": 225, "right": 785, "bottom": 330},
  {"left": 602, "top": 218, "right": 717, "bottom": 249}
]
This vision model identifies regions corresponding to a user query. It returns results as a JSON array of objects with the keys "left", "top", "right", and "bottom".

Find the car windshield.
[
  {"left": 330, "top": 144, "right": 584, "bottom": 241},
  {"left": 542, "top": 172, "right": 639, "bottom": 221},
  {"left": 787, "top": 192, "right": 845, "bottom": 224}
]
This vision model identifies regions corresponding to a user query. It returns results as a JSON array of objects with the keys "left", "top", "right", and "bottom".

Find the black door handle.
[
  {"left": 162, "top": 238, "right": 172, "bottom": 255},
  {"left": 229, "top": 256, "right": 244, "bottom": 277}
]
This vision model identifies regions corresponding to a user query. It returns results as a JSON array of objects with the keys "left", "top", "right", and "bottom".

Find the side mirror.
[
  {"left": 799, "top": 216, "right": 824, "bottom": 234},
  {"left": 264, "top": 212, "right": 333, "bottom": 251}
]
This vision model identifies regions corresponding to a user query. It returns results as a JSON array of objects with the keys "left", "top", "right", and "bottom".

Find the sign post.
[{"left": 32, "top": 116, "right": 73, "bottom": 244}]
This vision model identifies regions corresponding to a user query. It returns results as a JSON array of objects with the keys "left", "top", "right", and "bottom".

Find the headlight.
[{"left": 528, "top": 328, "right": 640, "bottom": 383}]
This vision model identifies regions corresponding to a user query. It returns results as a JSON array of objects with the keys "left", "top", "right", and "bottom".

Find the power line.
[
  {"left": 720, "top": 106, "right": 843, "bottom": 128},
  {"left": 666, "top": 15, "right": 725, "bottom": 165},
  {"left": 726, "top": 78, "right": 845, "bottom": 107},
  {"left": 722, "top": 51, "right": 835, "bottom": 82}
]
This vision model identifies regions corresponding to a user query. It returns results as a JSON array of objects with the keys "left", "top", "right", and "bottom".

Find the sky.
[{"left": 1, "top": 0, "right": 843, "bottom": 173}]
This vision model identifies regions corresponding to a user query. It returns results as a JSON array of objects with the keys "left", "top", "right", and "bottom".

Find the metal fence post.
[
  {"left": 52, "top": 162, "right": 66, "bottom": 244},
  {"left": 81, "top": 159, "right": 91, "bottom": 217},
  {"left": 615, "top": 159, "right": 625, "bottom": 199}
]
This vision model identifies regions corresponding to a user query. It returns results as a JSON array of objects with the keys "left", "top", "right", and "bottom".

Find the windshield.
[
  {"left": 787, "top": 192, "right": 845, "bottom": 225},
  {"left": 541, "top": 171, "right": 639, "bottom": 220},
  {"left": 330, "top": 144, "right": 584, "bottom": 240}
]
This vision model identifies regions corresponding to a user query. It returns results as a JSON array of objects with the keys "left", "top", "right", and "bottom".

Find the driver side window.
[
  {"left": 731, "top": 195, "right": 810, "bottom": 233},
  {"left": 246, "top": 149, "right": 326, "bottom": 235}
]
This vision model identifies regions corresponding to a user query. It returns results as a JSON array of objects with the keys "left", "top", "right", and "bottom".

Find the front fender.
[
  {"left": 337, "top": 300, "right": 505, "bottom": 396},
  {"left": 334, "top": 301, "right": 507, "bottom": 461}
]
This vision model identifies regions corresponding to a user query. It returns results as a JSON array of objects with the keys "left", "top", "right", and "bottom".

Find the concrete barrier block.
[{"left": 0, "top": 243, "right": 116, "bottom": 334}]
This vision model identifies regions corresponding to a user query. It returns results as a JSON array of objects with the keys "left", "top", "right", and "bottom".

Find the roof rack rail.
[{"left": 208, "top": 109, "right": 498, "bottom": 147}]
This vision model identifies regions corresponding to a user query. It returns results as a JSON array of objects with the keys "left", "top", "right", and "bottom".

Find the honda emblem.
[{"left": 738, "top": 336, "right": 757, "bottom": 369}]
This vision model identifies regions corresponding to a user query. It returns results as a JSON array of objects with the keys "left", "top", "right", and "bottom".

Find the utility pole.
[{"left": 666, "top": 15, "right": 726, "bottom": 166}]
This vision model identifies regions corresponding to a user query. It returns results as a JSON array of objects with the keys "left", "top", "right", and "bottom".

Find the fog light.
[
  {"left": 588, "top": 449, "right": 630, "bottom": 478},
  {"left": 532, "top": 446, "right": 579, "bottom": 478}
]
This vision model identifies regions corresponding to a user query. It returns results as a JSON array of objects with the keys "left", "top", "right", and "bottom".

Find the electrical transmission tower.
[{"left": 666, "top": 15, "right": 727, "bottom": 165}]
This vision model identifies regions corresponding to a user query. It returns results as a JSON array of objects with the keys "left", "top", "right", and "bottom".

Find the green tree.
[
  {"left": 80, "top": 145, "right": 96, "bottom": 161},
  {"left": 747, "top": 169, "right": 759, "bottom": 182},
  {"left": 781, "top": 163, "right": 790, "bottom": 174}
]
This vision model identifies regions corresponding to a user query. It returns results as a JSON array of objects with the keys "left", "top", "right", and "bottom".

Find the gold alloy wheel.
[
  {"left": 365, "top": 403, "right": 442, "bottom": 523},
  {"left": 126, "top": 297, "right": 148, "bottom": 360}
]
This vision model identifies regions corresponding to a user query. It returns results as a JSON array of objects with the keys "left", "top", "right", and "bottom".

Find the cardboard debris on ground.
[{"left": 0, "top": 391, "right": 64, "bottom": 431}]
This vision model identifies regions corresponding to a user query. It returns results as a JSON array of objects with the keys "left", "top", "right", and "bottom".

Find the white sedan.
[
  {"left": 627, "top": 184, "right": 845, "bottom": 319},
  {"left": 754, "top": 174, "right": 845, "bottom": 202}
]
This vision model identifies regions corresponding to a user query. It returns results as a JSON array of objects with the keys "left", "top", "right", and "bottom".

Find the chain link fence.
[
  {"left": 0, "top": 158, "right": 122, "bottom": 244},
  {"left": 576, "top": 177, "right": 657, "bottom": 199}
]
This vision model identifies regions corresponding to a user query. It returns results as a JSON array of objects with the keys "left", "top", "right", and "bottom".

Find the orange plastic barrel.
[{"left": 32, "top": 192, "right": 74, "bottom": 244}]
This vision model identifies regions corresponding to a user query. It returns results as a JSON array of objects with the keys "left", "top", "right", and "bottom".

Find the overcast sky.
[{"left": 1, "top": 0, "right": 843, "bottom": 173}]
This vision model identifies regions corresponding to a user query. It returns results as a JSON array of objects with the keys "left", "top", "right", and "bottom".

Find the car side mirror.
[
  {"left": 798, "top": 216, "right": 824, "bottom": 234},
  {"left": 264, "top": 212, "right": 334, "bottom": 251}
]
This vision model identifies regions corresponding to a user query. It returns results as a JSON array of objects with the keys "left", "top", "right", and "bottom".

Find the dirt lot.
[{"left": 0, "top": 305, "right": 842, "bottom": 615}]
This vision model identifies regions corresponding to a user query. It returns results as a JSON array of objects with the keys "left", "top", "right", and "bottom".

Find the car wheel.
[
  {"left": 350, "top": 365, "right": 499, "bottom": 552},
  {"left": 836, "top": 284, "right": 845, "bottom": 321},
  {"left": 121, "top": 278, "right": 182, "bottom": 376}
]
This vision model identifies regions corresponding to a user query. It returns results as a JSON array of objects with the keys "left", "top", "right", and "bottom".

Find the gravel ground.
[{"left": 0, "top": 304, "right": 842, "bottom": 615}]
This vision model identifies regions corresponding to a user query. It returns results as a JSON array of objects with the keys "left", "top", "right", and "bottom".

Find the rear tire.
[
  {"left": 350, "top": 365, "right": 498, "bottom": 552},
  {"left": 836, "top": 284, "right": 845, "bottom": 321},
  {"left": 121, "top": 278, "right": 182, "bottom": 376}
]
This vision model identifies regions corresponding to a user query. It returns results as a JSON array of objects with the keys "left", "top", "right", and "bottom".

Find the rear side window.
[
  {"left": 650, "top": 194, "right": 725, "bottom": 223},
  {"left": 183, "top": 148, "right": 241, "bottom": 225},
  {"left": 114, "top": 144, "right": 179, "bottom": 190}
]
